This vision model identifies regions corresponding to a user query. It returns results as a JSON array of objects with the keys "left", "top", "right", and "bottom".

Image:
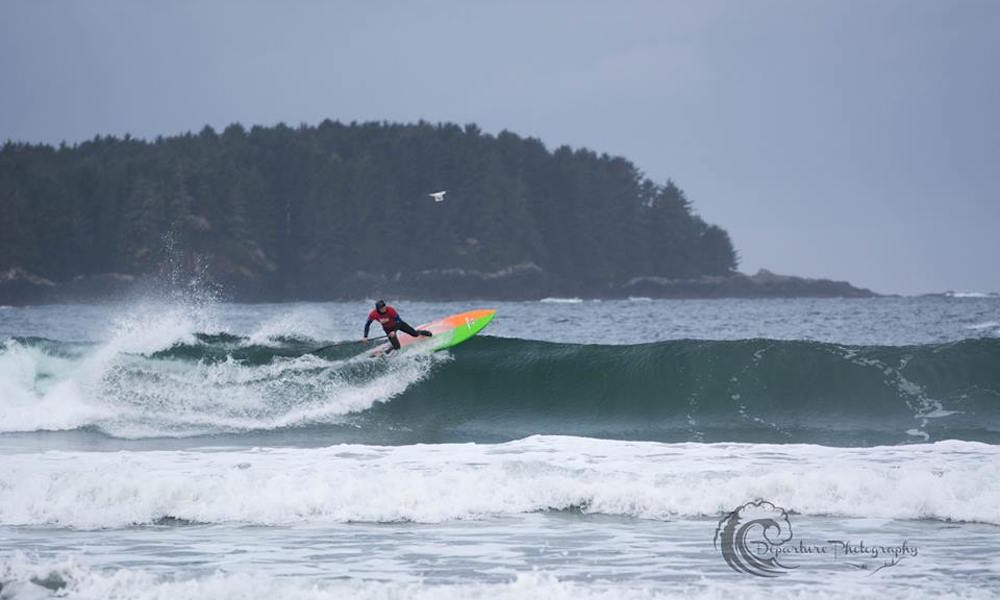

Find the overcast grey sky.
[{"left": 2, "top": 1, "right": 997, "bottom": 294}]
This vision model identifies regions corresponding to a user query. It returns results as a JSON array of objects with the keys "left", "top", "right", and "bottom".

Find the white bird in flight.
[{"left": 429, "top": 191, "right": 447, "bottom": 202}]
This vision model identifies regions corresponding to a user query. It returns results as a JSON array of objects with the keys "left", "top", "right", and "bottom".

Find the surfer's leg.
[
  {"left": 387, "top": 331, "right": 401, "bottom": 350},
  {"left": 396, "top": 321, "right": 421, "bottom": 337},
  {"left": 398, "top": 320, "right": 433, "bottom": 337}
]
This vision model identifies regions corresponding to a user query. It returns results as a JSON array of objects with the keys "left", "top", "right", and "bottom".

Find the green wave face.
[
  {"left": 4, "top": 335, "right": 998, "bottom": 445},
  {"left": 363, "top": 337, "right": 1000, "bottom": 445}
]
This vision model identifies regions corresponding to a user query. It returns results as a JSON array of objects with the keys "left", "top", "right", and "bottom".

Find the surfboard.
[{"left": 371, "top": 309, "right": 496, "bottom": 356}]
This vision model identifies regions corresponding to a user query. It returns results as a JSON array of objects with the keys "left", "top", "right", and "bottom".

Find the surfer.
[{"left": 362, "top": 300, "right": 432, "bottom": 351}]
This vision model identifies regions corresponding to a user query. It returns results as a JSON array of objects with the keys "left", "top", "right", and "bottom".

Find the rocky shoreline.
[{"left": 1, "top": 265, "right": 876, "bottom": 305}]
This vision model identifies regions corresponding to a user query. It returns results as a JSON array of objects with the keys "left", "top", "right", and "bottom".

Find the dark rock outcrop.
[{"left": 619, "top": 269, "right": 876, "bottom": 299}]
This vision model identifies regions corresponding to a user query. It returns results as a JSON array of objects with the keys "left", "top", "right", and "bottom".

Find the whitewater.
[{"left": 2, "top": 296, "right": 999, "bottom": 598}]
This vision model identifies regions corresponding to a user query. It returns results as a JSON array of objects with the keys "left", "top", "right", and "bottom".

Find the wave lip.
[
  {"left": 964, "top": 321, "right": 999, "bottom": 331},
  {"left": 1, "top": 437, "right": 996, "bottom": 528},
  {"left": 944, "top": 291, "right": 998, "bottom": 298}
]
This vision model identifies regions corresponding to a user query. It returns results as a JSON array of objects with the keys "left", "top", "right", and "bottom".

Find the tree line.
[{"left": 0, "top": 120, "right": 738, "bottom": 299}]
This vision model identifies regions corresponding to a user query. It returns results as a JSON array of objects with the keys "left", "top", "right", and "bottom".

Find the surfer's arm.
[{"left": 363, "top": 318, "right": 374, "bottom": 338}]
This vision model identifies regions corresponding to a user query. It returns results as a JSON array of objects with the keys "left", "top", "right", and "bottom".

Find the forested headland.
[{"left": 0, "top": 120, "right": 871, "bottom": 303}]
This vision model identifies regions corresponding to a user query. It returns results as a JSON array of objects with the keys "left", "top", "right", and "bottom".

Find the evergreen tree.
[{"left": 0, "top": 121, "right": 738, "bottom": 298}]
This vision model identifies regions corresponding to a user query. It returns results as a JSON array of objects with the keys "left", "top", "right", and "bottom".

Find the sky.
[{"left": 1, "top": 0, "right": 997, "bottom": 295}]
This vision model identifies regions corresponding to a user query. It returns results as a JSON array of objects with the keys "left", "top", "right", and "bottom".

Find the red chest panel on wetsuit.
[{"left": 369, "top": 306, "right": 399, "bottom": 331}]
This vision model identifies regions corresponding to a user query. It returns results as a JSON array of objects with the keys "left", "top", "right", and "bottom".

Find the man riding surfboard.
[{"left": 362, "top": 300, "right": 432, "bottom": 352}]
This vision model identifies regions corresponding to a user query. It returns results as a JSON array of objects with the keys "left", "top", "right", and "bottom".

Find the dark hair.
[{"left": 375, "top": 299, "right": 386, "bottom": 310}]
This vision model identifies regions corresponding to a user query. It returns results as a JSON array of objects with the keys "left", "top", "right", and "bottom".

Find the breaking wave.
[{"left": 1, "top": 335, "right": 998, "bottom": 444}]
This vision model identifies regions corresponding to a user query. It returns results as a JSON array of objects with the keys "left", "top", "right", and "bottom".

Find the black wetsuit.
[{"left": 364, "top": 306, "right": 429, "bottom": 350}]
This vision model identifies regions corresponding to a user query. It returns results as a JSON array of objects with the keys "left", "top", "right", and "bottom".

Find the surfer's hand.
[{"left": 361, "top": 337, "right": 368, "bottom": 344}]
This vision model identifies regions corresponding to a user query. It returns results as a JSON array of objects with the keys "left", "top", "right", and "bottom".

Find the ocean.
[{"left": 1, "top": 296, "right": 998, "bottom": 599}]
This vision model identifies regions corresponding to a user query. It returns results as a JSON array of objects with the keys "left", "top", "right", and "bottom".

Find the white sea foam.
[
  {"left": 1, "top": 555, "right": 995, "bottom": 600},
  {"left": 964, "top": 321, "right": 999, "bottom": 331},
  {"left": 0, "top": 340, "right": 114, "bottom": 432},
  {"left": 539, "top": 297, "right": 584, "bottom": 304},
  {"left": 1, "top": 436, "right": 996, "bottom": 529},
  {"left": 0, "top": 334, "right": 440, "bottom": 438},
  {"left": 0, "top": 289, "right": 442, "bottom": 438}
]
